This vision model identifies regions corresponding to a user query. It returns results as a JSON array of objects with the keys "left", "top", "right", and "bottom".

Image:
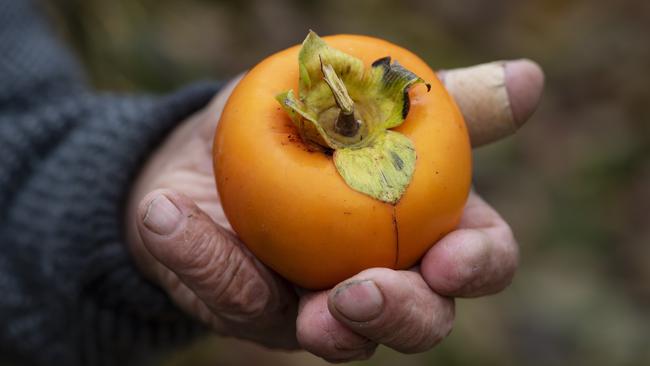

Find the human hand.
[
  {"left": 125, "top": 59, "right": 543, "bottom": 359},
  {"left": 126, "top": 75, "right": 301, "bottom": 349}
]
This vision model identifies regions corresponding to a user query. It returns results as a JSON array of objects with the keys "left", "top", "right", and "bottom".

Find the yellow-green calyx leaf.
[
  {"left": 334, "top": 131, "right": 416, "bottom": 204},
  {"left": 275, "top": 30, "right": 430, "bottom": 203}
]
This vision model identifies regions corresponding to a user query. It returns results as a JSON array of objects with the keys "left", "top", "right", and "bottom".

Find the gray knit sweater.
[{"left": 0, "top": 1, "right": 220, "bottom": 365}]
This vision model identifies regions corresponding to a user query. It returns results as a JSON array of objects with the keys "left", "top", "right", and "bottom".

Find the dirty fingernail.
[{"left": 333, "top": 280, "right": 384, "bottom": 322}]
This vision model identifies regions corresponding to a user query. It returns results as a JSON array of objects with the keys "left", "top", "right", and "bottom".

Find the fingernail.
[
  {"left": 142, "top": 195, "right": 182, "bottom": 235},
  {"left": 333, "top": 280, "right": 384, "bottom": 322},
  {"left": 504, "top": 59, "right": 544, "bottom": 127}
]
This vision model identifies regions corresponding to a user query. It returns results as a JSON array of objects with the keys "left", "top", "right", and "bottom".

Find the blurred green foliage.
[{"left": 46, "top": 0, "right": 650, "bottom": 365}]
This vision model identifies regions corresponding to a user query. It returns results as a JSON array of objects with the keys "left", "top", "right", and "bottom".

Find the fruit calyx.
[
  {"left": 276, "top": 31, "right": 430, "bottom": 204},
  {"left": 320, "top": 60, "right": 361, "bottom": 138}
]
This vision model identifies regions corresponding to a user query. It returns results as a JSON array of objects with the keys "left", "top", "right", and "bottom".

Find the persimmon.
[{"left": 213, "top": 32, "right": 472, "bottom": 289}]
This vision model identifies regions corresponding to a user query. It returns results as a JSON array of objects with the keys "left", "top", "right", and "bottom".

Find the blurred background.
[{"left": 45, "top": 0, "right": 649, "bottom": 365}]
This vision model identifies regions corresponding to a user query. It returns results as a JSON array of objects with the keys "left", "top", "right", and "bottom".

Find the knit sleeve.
[{"left": 0, "top": 1, "right": 221, "bottom": 365}]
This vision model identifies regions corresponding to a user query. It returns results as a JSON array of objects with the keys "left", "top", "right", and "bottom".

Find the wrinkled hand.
[{"left": 126, "top": 59, "right": 544, "bottom": 360}]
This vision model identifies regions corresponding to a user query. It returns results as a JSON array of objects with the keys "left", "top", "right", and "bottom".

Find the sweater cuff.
[
  {"left": 73, "top": 82, "right": 222, "bottom": 363},
  {"left": 1, "top": 81, "right": 220, "bottom": 365}
]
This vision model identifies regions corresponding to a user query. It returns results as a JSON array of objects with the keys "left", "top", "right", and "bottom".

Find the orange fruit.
[{"left": 214, "top": 33, "right": 471, "bottom": 289}]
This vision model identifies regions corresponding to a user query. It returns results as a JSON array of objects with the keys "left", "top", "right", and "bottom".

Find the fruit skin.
[{"left": 213, "top": 34, "right": 472, "bottom": 290}]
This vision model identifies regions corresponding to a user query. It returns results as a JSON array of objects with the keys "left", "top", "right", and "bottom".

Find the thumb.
[
  {"left": 136, "top": 189, "right": 271, "bottom": 321},
  {"left": 439, "top": 59, "right": 544, "bottom": 147}
]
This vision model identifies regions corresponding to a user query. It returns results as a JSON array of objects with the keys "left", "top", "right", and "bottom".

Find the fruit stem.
[{"left": 320, "top": 60, "right": 361, "bottom": 137}]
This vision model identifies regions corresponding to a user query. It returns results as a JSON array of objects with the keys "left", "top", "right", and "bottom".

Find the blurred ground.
[{"left": 46, "top": 0, "right": 650, "bottom": 365}]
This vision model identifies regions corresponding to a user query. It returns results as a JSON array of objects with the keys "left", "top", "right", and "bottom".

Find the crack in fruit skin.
[
  {"left": 213, "top": 34, "right": 472, "bottom": 289},
  {"left": 392, "top": 205, "right": 400, "bottom": 268}
]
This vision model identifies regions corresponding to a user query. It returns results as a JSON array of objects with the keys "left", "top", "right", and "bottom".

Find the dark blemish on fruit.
[{"left": 391, "top": 151, "right": 404, "bottom": 170}]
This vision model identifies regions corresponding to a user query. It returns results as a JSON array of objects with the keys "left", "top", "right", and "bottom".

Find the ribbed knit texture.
[{"left": 0, "top": 1, "right": 220, "bottom": 365}]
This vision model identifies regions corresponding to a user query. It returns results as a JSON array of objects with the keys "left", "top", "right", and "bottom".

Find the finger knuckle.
[
  {"left": 396, "top": 308, "right": 436, "bottom": 352},
  {"left": 403, "top": 301, "right": 454, "bottom": 353},
  {"left": 435, "top": 230, "right": 489, "bottom": 295},
  {"left": 171, "top": 209, "right": 220, "bottom": 270},
  {"left": 178, "top": 226, "right": 231, "bottom": 278},
  {"left": 446, "top": 227, "right": 520, "bottom": 296},
  {"left": 379, "top": 276, "right": 455, "bottom": 353},
  {"left": 212, "top": 252, "right": 271, "bottom": 318},
  {"left": 176, "top": 218, "right": 271, "bottom": 318}
]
